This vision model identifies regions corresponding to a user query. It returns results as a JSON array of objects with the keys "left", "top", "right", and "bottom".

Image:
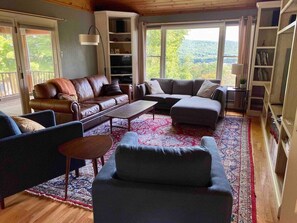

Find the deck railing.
[{"left": 0, "top": 71, "right": 55, "bottom": 98}]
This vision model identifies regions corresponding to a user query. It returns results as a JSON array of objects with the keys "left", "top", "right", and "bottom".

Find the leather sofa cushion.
[
  {"left": 71, "top": 78, "right": 94, "bottom": 102},
  {"left": 115, "top": 132, "right": 212, "bottom": 187},
  {"left": 34, "top": 83, "right": 57, "bottom": 99},
  {"left": 151, "top": 78, "right": 173, "bottom": 94},
  {"left": 83, "top": 97, "right": 116, "bottom": 110},
  {"left": 86, "top": 75, "right": 109, "bottom": 97},
  {"left": 79, "top": 104, "right": 100, "bottom": 119},
  {"left": 113, "top": 94, "right": 129, "bottom": 105},
  {"left": 172, "top": 80, "right": 193, "bottom": 95},
  {"left": 0, "top": 111, "right": 22, "bottom": 139}
]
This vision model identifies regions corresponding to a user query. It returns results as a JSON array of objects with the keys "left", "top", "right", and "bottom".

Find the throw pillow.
[
  {"left": 145, "top": 80, "right": 164, "bottom": 94},
  {"left": 101, "top": 83, "right": 123, "bottom": 96},
  {"left": 57, "top": 93, "right": 77, "bottom": 101},
  {"left": 197, "top": 80, "right": 219, "bottom": 98},
  {"left": 11, "top": 116, "right": 45, "bottom": 133}
]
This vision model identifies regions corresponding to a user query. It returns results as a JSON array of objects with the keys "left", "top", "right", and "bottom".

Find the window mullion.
[
  {"left": 217, "top": 23, "right": 226, "bottom": 80},
  {"left": 160, "top": 27, "right": 166, "bottom": 78}
]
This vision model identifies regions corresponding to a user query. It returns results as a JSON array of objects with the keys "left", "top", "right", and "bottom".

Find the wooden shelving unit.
[
  {"left": 259, "top": 0, "right": 297, "bottom": 221},
  {"left": 247, "top": 1, "right": 281, "bottom": 116},
  {"left": 94, "top": 11, "right": 139, "bottom": 85}
]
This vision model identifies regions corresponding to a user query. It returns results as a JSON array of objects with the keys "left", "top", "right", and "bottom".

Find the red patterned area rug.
[{"left": 26, "top": 114, "right": 256, "bottom": 223}]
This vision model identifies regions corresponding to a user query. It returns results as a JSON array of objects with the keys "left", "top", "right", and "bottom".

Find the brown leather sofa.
[{"left": 29, "top": 75, "right": 132, "bottom": 130}]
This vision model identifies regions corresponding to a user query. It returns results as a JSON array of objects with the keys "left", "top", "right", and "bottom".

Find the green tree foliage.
[
  {"left": 0, "top": 34, "right": 17, "bottom": 72},
  {"left": 146, "top": 29, "right": 238, "bottom": 86},
  {"left": 0, "top": 32, "right": 54, "bottom": 73},
  {"left": 26, "top": 34, "right": 54, "bottom": 72}
]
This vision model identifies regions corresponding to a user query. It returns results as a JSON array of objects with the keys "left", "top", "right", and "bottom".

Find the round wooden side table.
[{"left": 58, "top": 135, "right": 113, "bottom": 199}]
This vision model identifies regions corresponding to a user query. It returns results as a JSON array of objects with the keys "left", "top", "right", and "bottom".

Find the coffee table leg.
[
  {"left": 64, "top": 157, "right": 71, "bottom": 200},
  {"left": 109, "top": 118, "right": 113, "bottom": 133},
  {"left": 100, "top": 156, "right": 105, "bottom": 166},
  {"left": 153, "top": 108, "right": 155, "bottom": 120},
  {"left": 128, "top": 119, "right": 131, "bottom": 131},
  {"left": 92, "top": 158, "right": 98, "bottom": 176}
]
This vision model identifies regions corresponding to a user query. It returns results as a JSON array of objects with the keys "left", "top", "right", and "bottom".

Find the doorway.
[{"left": 0, "top": 14, "right": 61, "bottom": 115}]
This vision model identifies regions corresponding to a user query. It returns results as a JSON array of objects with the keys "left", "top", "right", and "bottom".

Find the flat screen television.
[{"left": 111, "top": 56, "right": 132, "bottom": 67}]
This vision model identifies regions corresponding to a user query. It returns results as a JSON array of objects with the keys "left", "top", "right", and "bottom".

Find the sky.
[{"left": 185, "top": 26, "right": 239, "bottom": 42}]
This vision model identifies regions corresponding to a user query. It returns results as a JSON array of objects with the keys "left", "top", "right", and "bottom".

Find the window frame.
[{"left": 145, "top": 21, "right": 239, "bottom": 85}]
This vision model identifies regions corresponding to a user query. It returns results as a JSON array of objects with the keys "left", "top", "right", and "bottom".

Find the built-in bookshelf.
[
  {"left": 247, "top": 1, "right": 280, "bottom": 116},
  {"left": 259, "top": 0, "right": 297, "bottom": 221},
  {"left": 95, "top": 11, "right": 138, "bottom": 85}
]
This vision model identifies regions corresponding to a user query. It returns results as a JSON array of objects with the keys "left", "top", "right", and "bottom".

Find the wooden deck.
[{"left": 0, "top": 96, "right": 23, "bottom": 115}]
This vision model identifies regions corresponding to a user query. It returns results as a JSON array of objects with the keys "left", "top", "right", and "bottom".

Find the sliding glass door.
[
  {"left": 0, "top": 14, "right": 60, "bottom": 115},
  {"left": 0, "top": 25, "right": 22, "bottom": 115}
]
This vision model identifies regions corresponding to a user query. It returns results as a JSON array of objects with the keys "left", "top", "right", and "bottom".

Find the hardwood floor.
[{"left": 0, "top": 116, "right": 278, "bottom": 223}]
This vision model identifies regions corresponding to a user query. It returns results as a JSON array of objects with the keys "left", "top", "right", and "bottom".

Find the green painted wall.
[{"left": 0, "top": 0, "right": 98, "bottom": 79}]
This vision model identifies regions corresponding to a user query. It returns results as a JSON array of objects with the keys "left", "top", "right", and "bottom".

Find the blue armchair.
[
  {"left": 92, "top": 132, "right": 233, "bottom": 223},
  {"left": 0, "top": 110, "right": 85, "bottom": 209}
]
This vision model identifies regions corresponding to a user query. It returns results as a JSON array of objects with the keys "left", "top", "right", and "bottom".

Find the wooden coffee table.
[
  {"left": 58, "top": 135, "right": 113, "bottom": 199},
  {"left": 104, "top": 100, "right": 158, "bottom": 133}
]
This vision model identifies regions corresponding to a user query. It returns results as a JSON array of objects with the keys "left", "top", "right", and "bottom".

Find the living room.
[{"left": 0, "top": 0, "right": 297, "bottom": 222}]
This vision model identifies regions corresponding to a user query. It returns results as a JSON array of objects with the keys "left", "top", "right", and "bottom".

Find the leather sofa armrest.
[
  {"left": 119, "top": 84, "right": 132, "bottom": 102},
  {"left": 135, "top": 83, "right": 147, "bottom": 100},
  {"left": 29, "top": 99, "right": 80, "bottom": 119}
]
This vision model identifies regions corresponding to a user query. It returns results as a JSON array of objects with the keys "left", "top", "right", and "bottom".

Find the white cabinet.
[
  {"left": 94, "top": 11, "right": 138, "bottom": 85},
  {"left": 247, "top": 1, "right": 280, "bottom": 116}
]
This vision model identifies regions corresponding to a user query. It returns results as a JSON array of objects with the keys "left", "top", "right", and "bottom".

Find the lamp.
[
  {"left": 79, "top": 25, "right": 106, "bottom": 76},
  {"left": 231, "top": 64, "right": 244, "bottom": 88}
]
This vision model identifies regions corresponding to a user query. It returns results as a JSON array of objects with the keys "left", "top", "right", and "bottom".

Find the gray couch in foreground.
[
  {"left": 92, "top": 132, "right": 233, "bottom": 223},
  {"left": 136, "top": 78, "right": 226, "bottom": 129}
]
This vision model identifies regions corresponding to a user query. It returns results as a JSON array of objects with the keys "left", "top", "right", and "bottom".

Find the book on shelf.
[{"left": 256, "top": 51, "right": 270, "bottom": 66}]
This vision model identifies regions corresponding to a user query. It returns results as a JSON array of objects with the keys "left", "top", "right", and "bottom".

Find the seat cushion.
[
  {"left": 113, "top": 94, "right": 129, "bottom": 105},
  {"left": 170, "top": 97, "right": 221, "bottom": 129},
  {"left": 115, "top": 142, "right": 212, "bottom": 187},
  {"left": 143, "top": 94, "right": 171, "bottom": 104},
  {"left": 83, "top": 97, "right": 116, "bottom": 111},
  {"left": 79, "top": 104, "right": 100, "bottom": 119},
  {"left": 165, "top": 94, "right": 191, "bottom": 106},
  {"left": 0, "top": 111, "right": 22, "bottom": 139},
  {"left": 172, "top": 80, "right": 193, "bottom": 95}
]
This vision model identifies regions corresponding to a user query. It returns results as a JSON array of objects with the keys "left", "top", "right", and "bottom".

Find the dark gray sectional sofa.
[{"left": 136, "top": 78, "right": 226, "bottom": 129}]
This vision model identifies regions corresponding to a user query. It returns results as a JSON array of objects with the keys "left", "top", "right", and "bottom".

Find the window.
[
  {"left": 146, "top": 29, "right": 161, "bottom": 80},
  {"left": 145, "top": 23, "right": 239, "bottom": 87},
  {"left": 221, "top": 25, "right": 239, "bottom": 86}
]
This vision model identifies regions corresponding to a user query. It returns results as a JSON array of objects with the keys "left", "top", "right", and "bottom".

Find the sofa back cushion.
[
  {"left": 33, "top": 83, "right": 57, "bottom": 99},
  {"left": 0, "top": 111, "right": 22, "bottom": 139},
  {"left": 86, "top": 75, "right": 109, "bottom": 97},
  {"left": 71, "top": 78, "right": 94, "bottom": 102},
  {"left": 115, "top": 144, "right": 212, "bottom": 187},
  {"left": 193, "top": 79, "right": 220, "bottom": 95},
  {"left": 172, "top": 80, "right": 194, "bottom": 95},
  {"left": 151, "top": 78, "right": 173, "bottom": 94}
]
